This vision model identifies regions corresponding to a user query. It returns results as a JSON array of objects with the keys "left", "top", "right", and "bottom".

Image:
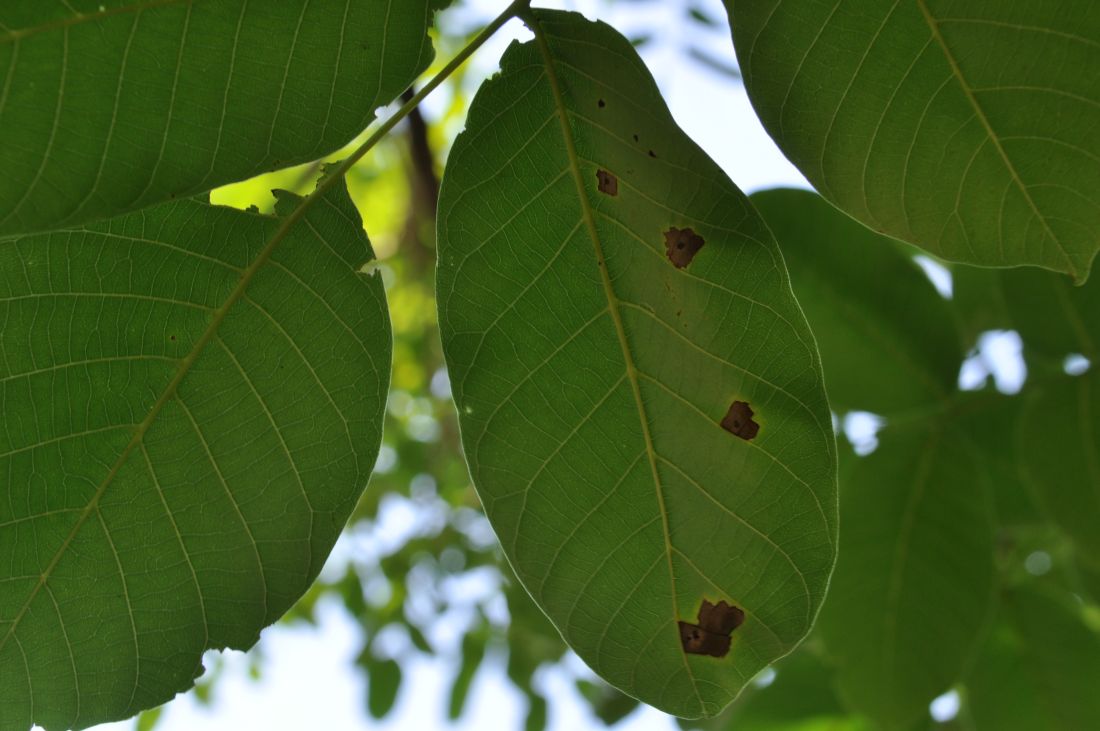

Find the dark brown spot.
[
  {"left": 598, "top": 98, "right": 606, "bottom": 108},
  {"left": 633, "top": 133, "right": 640, "bottom": 142},
  {"left": 679, "top": 599, "right": 745, "bottom": 658},
  {"left": 663, "top": 226, "right": 704, "bottom": 268},
  {"left": 596, "top": 169, "right": 618, "bottom": 196},
  {"left": 721, "top": 400, "right": 760, "bottom": 441},
  {"left": 169, "top": 335, "right": 176, "bottom": 341},
  {"left": 648, "top": 149, "right": 657, "bottom": 158}
]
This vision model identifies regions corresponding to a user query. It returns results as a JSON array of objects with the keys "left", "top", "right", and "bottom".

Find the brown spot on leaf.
[
  {"left": 679, "top": 599, "right": 745, "bottom": 658},
  {"left": 596, "top": 169, "right": 618, "bottom": 196},
  {"left": 648, "top": 149, "right": 657, "bottom": 158},
  {"left": 721, "top": 400, "right": 760, "bottom": 441},
  {"left": 663, "top": 227, "right": 704, "bottom": 268},
  {"left": 633, "top": 133, "right": 640, "bottom": 142}
]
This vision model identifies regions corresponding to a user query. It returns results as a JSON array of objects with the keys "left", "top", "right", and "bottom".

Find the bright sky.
[{"left": 82, "top": 2, "right": 809, "bottom": 730}]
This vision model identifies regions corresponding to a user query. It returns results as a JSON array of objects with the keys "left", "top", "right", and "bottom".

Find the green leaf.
[
  {"left": 708, "top": 649, "right": 866, "bottom": 731},
  {"left": 366, "top": 658, "right": 402, "bottom": 719},
  {"left": 996, "top": 267, "right": 1099, "bottom": 362},
  {"left": 752, "top": 188, "right": 961, "bottom": 415},
  {"left": 1018, "top": 370, "right": 1100, "bottom": 559},
  {"left": 437, "top": 9, "right": 836, "bottom": 718},
  {"left": 727, "top": 2, "right": 1100, "bottom": 280},
  {"left": 817, "top": 426, "right": 995, "bottom": 729},
  {"left": 0, "top": 177, "right": 390, "bottom": 730},
  {"left": 0, "top": 0, "right": 445, "bottom": 236},
  {"left": 967, "top": 589, "right": 1100, "bottom": 730},
  {"left": 448, "top": 630, "right": 486, "bottom": 720}
]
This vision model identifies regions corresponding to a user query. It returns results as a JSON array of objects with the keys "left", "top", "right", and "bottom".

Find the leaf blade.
[
  {"left": 0, "top": 0, "right": 444, "bottom": 235},
  {"left": 437, "top": 10, "right": 836, "bottom": 718},
  {"left": 0, "top": 178, "right": 391, "bottom": 730},
  {"left": 727, "top": 1, "right": 1100, "bottom": 279}
]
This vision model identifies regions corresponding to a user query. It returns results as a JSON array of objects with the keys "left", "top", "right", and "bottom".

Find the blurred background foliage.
[{"left": 138, "top": 1, "right": 1100, "bottom": 730}]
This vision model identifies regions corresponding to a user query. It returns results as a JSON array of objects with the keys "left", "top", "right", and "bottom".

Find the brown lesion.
[
  {"left": 663, "top": 226, "right": 704, "bottom": 268},
  {"left": 721, "top": 400, "right": 759, "bottom": 441},
  {"left": 596, "top": 169, "right": 618, "bottom": 196},
  {"left": 679, "top": 599, "right": 746, "bottom": 658}
]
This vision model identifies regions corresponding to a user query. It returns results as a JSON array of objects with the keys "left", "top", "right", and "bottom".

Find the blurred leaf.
[
  {"left": 967, "top": 589, "right": 1100, "bottom": 730},
  {"left": 366, "top": 658, "right": 403, "bottom": 720},
  {"left": 695, "top": 649, "right": 866, "bottom": 731},
  {"left": 437, "top": 10, "right": 836, "bottom": 718},
  {"left": 688, "top": 6, "right": 719, "bottom": 27},
  {"left": 728, "top": 1, "right": 1100, "bottom": 279},
  {"left": 818, "top": 423, "right": 996, "bottom": 730},
  {"left": 686, "top": 46, "right": 741, "bottom": 80},
  {"left": 953, "top": 393, "right": 1038, "bottom": 528},
  {"left": 0, "top": 177, "right": 391, "bottom": 729},
  {"left": 135, "top": 706, "right": 163, "bottom": 731},
  {"left": 753, "top": 188, "right": 961, "bottom": 415},
  {"left": 448, "top": 630, "right": 487, "bottom": 720},
  {"left": 525, "top": 693, "right": 548, "bottom": 731},
  {"left": 0, "top": 1, "right": 445, "bottom": 236},
  {"left": 576, "top": 680, "right": 640, "bottom": 726},
  {"left": 1018, "top": 370, "right": 1100, "bottom": 561},
  {"left": 998, "top": 267, "right": 1100, "bottom": 362}
]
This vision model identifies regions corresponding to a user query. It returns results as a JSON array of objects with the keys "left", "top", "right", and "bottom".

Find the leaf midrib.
[
  {"left": 915, "top": 0, "right": 1077, "bottom": 279},
  {"left": 525, "top": 11, "right": 703, "bottom": 708}
]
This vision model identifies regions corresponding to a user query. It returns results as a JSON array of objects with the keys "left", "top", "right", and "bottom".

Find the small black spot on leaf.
[
  {"left": 679, "top": 599, "right": 745, "bottom": 658},
  {"left": 633, "top": 133, "right": 640, "bottom": 142},
  {"left": 663, "top": 227, "right": 704, "bottom": 268},
  {"left": 648, "top": 149, "right": 657, "bottom": 158},
  {"left": 598, "top": 98, "right": 606, "bottom": 108},
  {"left": 596, "top": 169, "right": 618, "bottom": 196},
  {"left": 721, "top": 400, "right": 760, "bottom": 441}
]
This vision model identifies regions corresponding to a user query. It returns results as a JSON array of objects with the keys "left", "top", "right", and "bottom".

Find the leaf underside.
[
  {"left": 0, "top": 179, "right": 391, "bottom": 731},
  {"left": 0, "top": 0, "right": 443, "bottom": 236},
  {"left": 728, "top": 0, "right": 1100, "bottom": 280},
  {"left": 437, "top": 10, "right": 836, "bottom": 718}
]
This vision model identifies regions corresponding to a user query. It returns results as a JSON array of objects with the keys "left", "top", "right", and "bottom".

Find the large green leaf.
[
  {"left": 727, "top": 1, "right": 1100, "bottom": 280},
  {"left": 0, "top": 0, "right": 444, "bottom": 236},
  {"left": 967, "top": 589, "right": 1100, "bottom": 730},
  {"left": 817, "top": 426, "right": 995, "bottom": 730},
  {"left": 752, "top": 188, "right": 961, "bottom": 415},
  {"left": 437, "top": 9, "right": 836, "bottom": 718},
  {"left": 0, "top": 178, "right": 390, "bottom": 730}
]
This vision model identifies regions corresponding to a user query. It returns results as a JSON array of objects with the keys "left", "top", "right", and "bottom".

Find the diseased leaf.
[
  {"left": 727, "top": 2, "right": 1100, "bottom": 280},
  {"left": 817, "top": 425, "right": 995, "bottom": 730},
  {"left": 752, "top": 188, "right": 961, "bottom": 415},
  {"left": 0, "top": 177, "right": 391, "bottom": 730},
  {"left": 967, "top": 589, "right": 1100, "bottom": 730},
  {"left": 437, "top": 10, "right": 836, "bottom": 718},
  {"left": 0, "top": 0, "right": 445, "bottom": 236}
]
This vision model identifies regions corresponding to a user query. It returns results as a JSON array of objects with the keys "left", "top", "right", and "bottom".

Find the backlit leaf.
[
  {"left": 727, "top": 1, "right": 1100, "bottom": 280},
  {"left": 0, "top": 0, "right": 445, "bottom": 235},
  {"left": 437, "top": 9, "right": 836, "bottom": 718},
  {"left": 0, "top": 177, "right": 390, "bottom": 730}
]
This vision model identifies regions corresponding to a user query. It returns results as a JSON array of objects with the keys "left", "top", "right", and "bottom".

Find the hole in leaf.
[
  {"left": 663, "top": 226, "right": 704, "bottom": 268},
  {"left": 596, "top": 169, "right": 618, "bottom": 196},
  {"left": 678, "top": 599, "right": 745, "bottom": 658},
  {"left": 721, "top": 401, "right": 759, "bottom": 441}
]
